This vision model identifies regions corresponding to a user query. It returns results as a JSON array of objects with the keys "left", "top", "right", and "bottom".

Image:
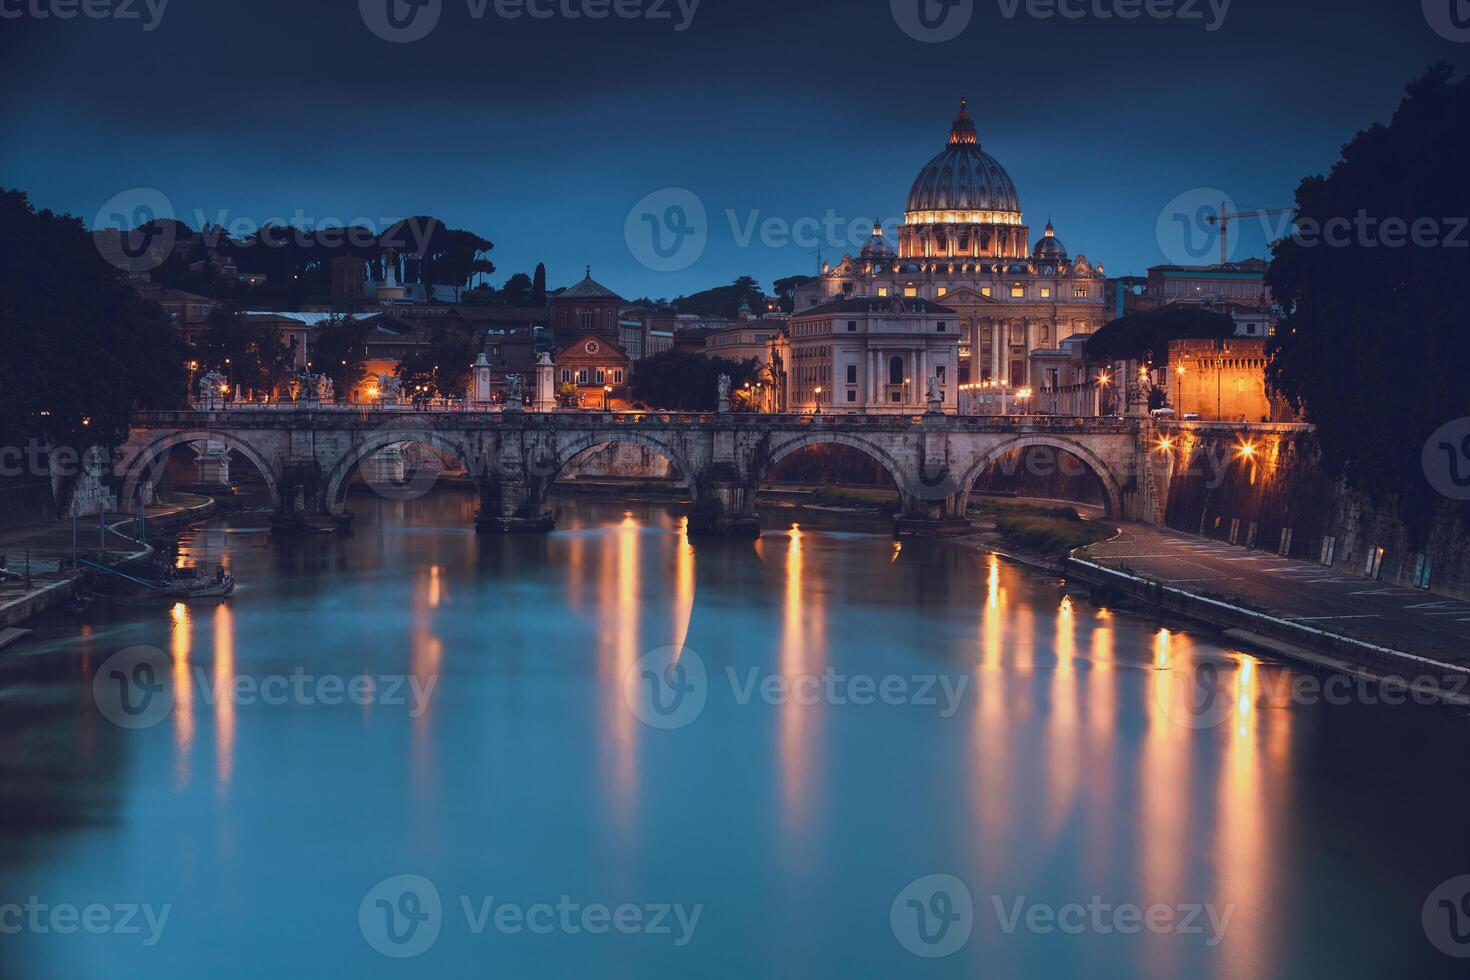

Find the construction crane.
[{"left": 1204, "top": 204, "right": 1294, "bottom": 264}]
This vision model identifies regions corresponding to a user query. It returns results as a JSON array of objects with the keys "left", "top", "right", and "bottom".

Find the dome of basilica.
[
  {"left": 1031, "top": 220, "right": 1067, "bottom": 261},
  {"left": 905, "top": 100, "right": 1021, "bottom": 216}
]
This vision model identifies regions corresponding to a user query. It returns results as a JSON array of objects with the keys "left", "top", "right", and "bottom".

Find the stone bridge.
[{"left": 116, "top": 409, "right": 1157, "bottom": 536}]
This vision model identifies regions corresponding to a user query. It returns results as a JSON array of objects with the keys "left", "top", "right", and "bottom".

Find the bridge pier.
[
  {"left": 688, "top": 470, "right": 761, "bottom": 538},
  {"left": 475, "top": 478, "right": 555, "bottom": 533},
  {"left": 893, "top": 490, "right": 972, "bottom": 537}
]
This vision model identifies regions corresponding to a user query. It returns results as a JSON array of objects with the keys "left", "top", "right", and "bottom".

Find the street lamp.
[{"left": 814, "top": 385, "right": 823, "bottom": 414}]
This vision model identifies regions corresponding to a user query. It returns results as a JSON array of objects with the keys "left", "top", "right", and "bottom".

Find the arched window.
[{"left": 889, "top": 356, "right": 904, "bottom": 386}]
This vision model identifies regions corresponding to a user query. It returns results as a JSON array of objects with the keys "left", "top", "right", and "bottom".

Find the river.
[{"left": 1, "top": 489, "right": 1466, "bottom": 978}]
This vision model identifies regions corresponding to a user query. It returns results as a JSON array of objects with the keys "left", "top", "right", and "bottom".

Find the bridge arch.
[
  {"left": 762, "top": 431, "right": 910, "bottom": 493},
  {"left": 120, "top": 430, "right": 281, "bottom": 509},
  {"left": 956, "top": 434, "right": 1124, "bottom": 518},
  {"left": 545, "top": 431, "right": 697, "bottom": 488},
  {"left": 323, "top": 428, "right": 479, "bottom": 514}
]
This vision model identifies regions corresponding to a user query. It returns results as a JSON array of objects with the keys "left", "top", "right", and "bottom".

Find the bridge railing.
[{"left": 142, "top": 405, "right": 1144, "bottom": 431}]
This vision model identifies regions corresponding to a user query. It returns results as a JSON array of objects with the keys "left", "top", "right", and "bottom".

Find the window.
[
  {"left": 577, "top": 368, "right": 589, "bottom": 384},
  {"left": 903, "top": 284, "right": 917, "bottom": 297},
  {"left": 847, "top": 320, "right": 857, "bottom": 332},
  {"left": 846, "top": 389, "right": 856, "bottom": 403},
  {"left": 980, "top": 286, "right": 992, "bottom": 297},
  {"left": 936, "top": 286, "right": 947, "bottom": 297},
  {"left": 1040, "top": 287, "right": 1051, "bottom": 299},
  {"left": 614, "top": 370, "right": 623, "bottom": 384},
  {"left": 1074, "top": 285, "right": 1089, "bottom": 298},
  {"left": 846, "top": 365, "right": 857, "bottom": 383},
  {"left": 889, "top": 356, "right": 904, "bottom": 386},
  {"left": 937, "top": 321, "right": 947, "bottom": 332},
  {"left": 1010, "top": 284, "right": 1024, "bottom": 298},
  {"left": 595, "top": 368, "right": 605, "bottom": 384},
  {"left": 890, "top": 391, "right": 901, "bottom": 403},
  {"left": 561, "top": 369, "right": 570, "bottom": 383},
  {"left": 580, "top": 311, "right": 593, "bottom": 329},
  {"left": 877, "top": 286, "right": 889, "bottom": 297}
]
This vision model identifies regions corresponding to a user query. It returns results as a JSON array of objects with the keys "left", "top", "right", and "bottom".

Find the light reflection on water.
[{"left": 0, "top": 490, "right": 1466, "bottom": 979}]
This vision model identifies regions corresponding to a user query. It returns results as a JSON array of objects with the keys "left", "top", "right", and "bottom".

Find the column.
[
  {"left": 993, "top": 319, "right": 1007, "bottom": 385},
  {"left": 916, "top": 349, "right": 927, "bottom": 407}
]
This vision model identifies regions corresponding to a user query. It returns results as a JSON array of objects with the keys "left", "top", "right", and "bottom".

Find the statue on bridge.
[
  {"left": 198, "top": 370, "right": 229, "bottom": 408},
  {"left": 377, "top": 374, "right": 403, "bottom": 405},
  {"left": 316, "top": 375, "right": 335, "bottom": 403},
  {"left": 926, "top": 375, "right": 944, "bottom": 415},
  {"left": 505, "top": 374, "right": 525, "bottom": 412},
  {"left": 717, "top": 373, "right": 731, "bottom": 413}
]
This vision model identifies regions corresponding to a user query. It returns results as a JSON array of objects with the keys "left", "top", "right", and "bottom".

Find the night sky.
[{"left": 1, "top": 0, "right": 1463, "bottom": 299}]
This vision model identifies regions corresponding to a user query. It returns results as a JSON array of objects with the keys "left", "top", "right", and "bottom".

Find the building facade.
[
  {"left": 1168, "top": 337, "right": 1294, "bottom": 422},
  {"left": 793, "top": 100, "right": 1107, "bottom": 388},
  {"left": 553, "top": 333, "right": 632, "bottom": 410},
  {"left": 771, "top": 298, "right": 959, "bottom": 414},
  {"left": 550, "top": 268, "right": 623, "bottom": 343}
]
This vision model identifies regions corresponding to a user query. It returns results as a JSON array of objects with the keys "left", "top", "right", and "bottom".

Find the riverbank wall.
[{"left": 1161, "top": 428, "right": 1470, "bottom": 600}]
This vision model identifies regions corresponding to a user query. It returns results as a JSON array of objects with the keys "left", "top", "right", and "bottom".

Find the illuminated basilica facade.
[{"left": 794, "top": 100, "right": 1107, "bottom": 387}]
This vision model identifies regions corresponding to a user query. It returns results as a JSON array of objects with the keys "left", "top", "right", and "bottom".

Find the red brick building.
[{"left": 553, "top": 333, "right": 632, "bottom": 409}]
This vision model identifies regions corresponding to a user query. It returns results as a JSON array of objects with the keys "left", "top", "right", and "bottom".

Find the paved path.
[
  {"left": 0, "top": 497, "right": 212, "bottom": 629},
  {"left": 1083, "top": 522, "right": 1470, "bottom": 667}
]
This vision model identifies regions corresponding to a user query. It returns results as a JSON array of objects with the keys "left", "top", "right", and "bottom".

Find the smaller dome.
[
  {"left": 1032, "top": 219, "right": 1067, "bottom": 261},
  {"left": 860, "top": 220, "right": 894, "bottom": 260}
]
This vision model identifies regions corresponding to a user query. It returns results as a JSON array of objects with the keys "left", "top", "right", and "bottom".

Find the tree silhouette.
[{"left": 1267, "top": 64, "right": 1470, "bottom": 514}]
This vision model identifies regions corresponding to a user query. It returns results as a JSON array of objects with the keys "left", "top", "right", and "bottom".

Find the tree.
[
  {"left": 0, "top": 189, "right": 186, "bottom": 459},
  {"left": 671, "top": 276, "right": 769, "bottom": 319},
  {"left": 197, "top": 308, "right": 294, "bottom": 397},
  {"left": 531, "top": 263, "right": 547, "bottom": 307},
  {"left": 1266, "top": 64, "right": 1470, "bottom": 513},
  {"left": 773, "top": 274, "right": 816, "bottom": 313},
  {"left": 1085, "top": 305, "right": 1233, "bottom": 365},
  {"left": 500, "top": 272, "right": 535, "bottom": 306},
  {"left": 395, "top": 320, "right": 479, "bottom": 399},
  {"left": 629, "top": 350, "right": 758, "bottom": 410},
  {"left": 380, "top": 217, "right": 494, "bottom": 301},
  {"left": 311, "top": 313, "right": 374, "bottom": 397}
]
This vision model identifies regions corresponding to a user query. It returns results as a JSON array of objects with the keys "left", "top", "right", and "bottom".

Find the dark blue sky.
[{"left": 1, "top": 0, "right": 1463, "bottom": 299}]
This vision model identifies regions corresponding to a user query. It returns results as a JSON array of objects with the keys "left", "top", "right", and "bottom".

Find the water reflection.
[
  {"left": 1, "top": 493, "right": 1463, "bottom": 980},
  {"left": 170, "top": 601, "right": 193, "bottom": 790}
]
